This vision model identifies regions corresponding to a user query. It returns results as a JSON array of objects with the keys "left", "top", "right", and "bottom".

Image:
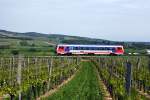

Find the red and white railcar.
[{"left": 56, "top": 44, "right": 124, "bottom": 55}]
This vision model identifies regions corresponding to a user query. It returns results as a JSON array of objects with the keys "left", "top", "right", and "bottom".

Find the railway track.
[{"left": 1, "top": 55, "right": 148, "bottom": 58}]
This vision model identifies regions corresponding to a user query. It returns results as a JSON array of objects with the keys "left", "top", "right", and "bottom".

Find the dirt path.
[
  {"left": 95, "top": 66, "right": 112, "bottom": 100},
  {"left": 137, "top": 90, "right": 150, "bottom": 99},
  {"left": 100, "top": 80, "right": 112, "bottom": 100},
  {"left": 36, "top": 66, "right": 80, "bottom": 100}
]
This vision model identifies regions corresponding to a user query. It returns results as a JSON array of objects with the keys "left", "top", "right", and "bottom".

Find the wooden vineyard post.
[
  {"left": 47, "top": 57, "right": 53, "bottom": 90},
  {"left": 76, "top": 57, "right": 78, "bottom": 65},
  {"left": 125, "top": 61, "right": 132, "bottom": 96},
  {"left": 67, "top": 57, "right": 70, "bottom": 67},
  {"left": 9, "top": 57, "right": 12, "bottom": 85},
  {"left": 108, "top": 59, "right": 113, "bottom": 81},
  {"left": 98, "top": 58, "right": 100, "bottom": 68},
  {"left": 98, "top": 58, "right": 102, "bottom": 72},
  {"left": 149, "top": 56, "right": 150, "bottom": 76},
  {"left": 27, "top": 57, "right": 30, "bottom": 84},
  {"left": 136, "top": 58, "right": 141, "bottom": 91},
  {"left": 67, "top": 57, "right": 71, "bottom": 77},
  {"left": 27, "top": 57, "right": 30, "bottom": 67},
  {"left": 17, "top": 55, "right": 23, "bottom": 100},
  {"left": 137, "top": 58, "right": 141, "bottom": 70},
  {"left": 148, "top": 56, "right": 150, "bottom": 93},
  {"left": 0, "top": 58, "right": 2, "bottom": 68},
  {"left": 35, "top": 57, "right": 38, "bottom": 79}
]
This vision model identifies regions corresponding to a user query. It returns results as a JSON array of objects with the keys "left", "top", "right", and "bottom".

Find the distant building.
[
  {"left": 128, "top": 53, "right": 132, "bottom": 55},
  {"left": 133, "top": 52, "right": 139, "bottom": 55},
  {"left": 147, "top": 49, "right": 150, "bottom": 54}
]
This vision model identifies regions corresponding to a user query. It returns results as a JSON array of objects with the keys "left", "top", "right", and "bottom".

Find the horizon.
[
  {"left": 0, "top": 0, "right": 150, "bottom": 42},
  {"left": 1, "top": 29, "right": 150, "bottom": 43}
]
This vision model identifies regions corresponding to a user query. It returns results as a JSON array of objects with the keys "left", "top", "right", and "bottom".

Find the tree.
[
  {"left": 11, "top": 50, "right": 19, "bottom": 55},
  {"left": 19, "top": 40, "right": 29, "bottom": 46}
]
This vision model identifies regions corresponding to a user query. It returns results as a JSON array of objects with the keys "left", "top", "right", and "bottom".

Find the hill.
[
  {"left": 0, "top": 30, "right": 114, "bottom": 45},
  {"left": 0, "top": 29, "right": 150, "bottom": 56}
]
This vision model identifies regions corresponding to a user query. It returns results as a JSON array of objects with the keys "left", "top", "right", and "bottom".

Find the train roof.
[{"left": 57, "top": 44, "right": 123, "bottom": 47}]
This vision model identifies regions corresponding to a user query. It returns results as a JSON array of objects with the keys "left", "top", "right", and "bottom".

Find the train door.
[
  {"left": 112, "top": 48, "right": 116, "bottom": 53},
  {"left": 65, "top": 47, "right": 70, "bottom": 52}
]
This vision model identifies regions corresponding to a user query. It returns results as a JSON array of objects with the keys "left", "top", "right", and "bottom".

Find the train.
[{"left": 56, "top": 44, "right": 124, "bottom": 55}]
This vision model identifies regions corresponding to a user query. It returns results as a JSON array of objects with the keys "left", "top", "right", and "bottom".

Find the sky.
[{"left": 0, "top": 0, "right": 150, "bottom": 42}]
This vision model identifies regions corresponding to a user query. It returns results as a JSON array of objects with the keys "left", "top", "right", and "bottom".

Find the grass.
[
  {"left": 42, "top": 61, "right": 103, "bottom": 100},
  {"left": 129, "top": 88, "right": 149, "bottom": 100},
  {"left": 0, "top": 37, "right": 56, "bottom": 56}
]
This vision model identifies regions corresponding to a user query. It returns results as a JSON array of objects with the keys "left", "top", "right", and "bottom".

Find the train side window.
[
  {"left": 95, "top": 47, "right": 97, "bottom": 50},
  {"left": 76, "top": 47, "right": 79, "bottom": 50},
  {"left": 99, "top": 47, "right": 102, "bottom": 50},
  {"left": 79, "top": 47, "right": 83, "bottom": 50},
  {"left": 91, "top": 47, "right": 95, "bottom": 50},
  {"left": 83, "top": 47, "right": 87, "bottom": 50},
  {"left": 112, "top": 48, "right": 116, "bottom": 51},
  {"left": 109, "top": 47, "right": 113, "bottom": 50},
  {"left": 69, "top": 46, "right": 73, "bottom": 50},
  {"left": 73, "top": 47, "right": 78, "bottom": 50},
  {"left": 117, "top": 47, "right": 122, "bottom": 50},
  {"left": 103, "top": 47, "right": 105, "bottom": 50},
  {"left": 93, "top": 47, "right": 96, "bottom": 50},
  {"left": 85, "top": 47, "right": 89, "bottom": 50},
  {"left": 106, "top": 47, "right": 110, "bottom": 50},
  {"left": 102, "top": 47, "right": 106, "bottom": 50},
  {"left": 78, "top": 47, "right": 81, "bottom": 50},
  {"left": 95, "top": 47, "right": 98, "bottom": 50},
  {"left": 106, "top": 47, "right": 109, "bottom": 50},
  {"left": 80, "top": 47, "right": 84, "bottom": 50},
  {"left": 98, "top": 47, "right": 103, "bottom": 50}
]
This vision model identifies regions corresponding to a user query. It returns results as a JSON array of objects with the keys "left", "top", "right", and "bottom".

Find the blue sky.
[{"left": 0, "top": 0, "right": 150, "bottom": 42}]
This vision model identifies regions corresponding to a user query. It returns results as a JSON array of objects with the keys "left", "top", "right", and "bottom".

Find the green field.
[{"left": 43, "top": 61, "right": 104, "bottom": 100}]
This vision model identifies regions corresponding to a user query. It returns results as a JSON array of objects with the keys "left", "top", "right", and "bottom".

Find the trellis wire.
[{"left": 0, "top": 56, "right": 81, "bottom": 99}]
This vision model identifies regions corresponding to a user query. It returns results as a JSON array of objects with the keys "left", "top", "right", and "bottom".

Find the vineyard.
[
  {"left": 92, "top": 56, "right": 150, "bottom": 100},
  {"left": 0, "top": 56, "right": 150, "bottom": 100},
  {"left": 0, "top": 56, "right": 81, "bottom": 100}
]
